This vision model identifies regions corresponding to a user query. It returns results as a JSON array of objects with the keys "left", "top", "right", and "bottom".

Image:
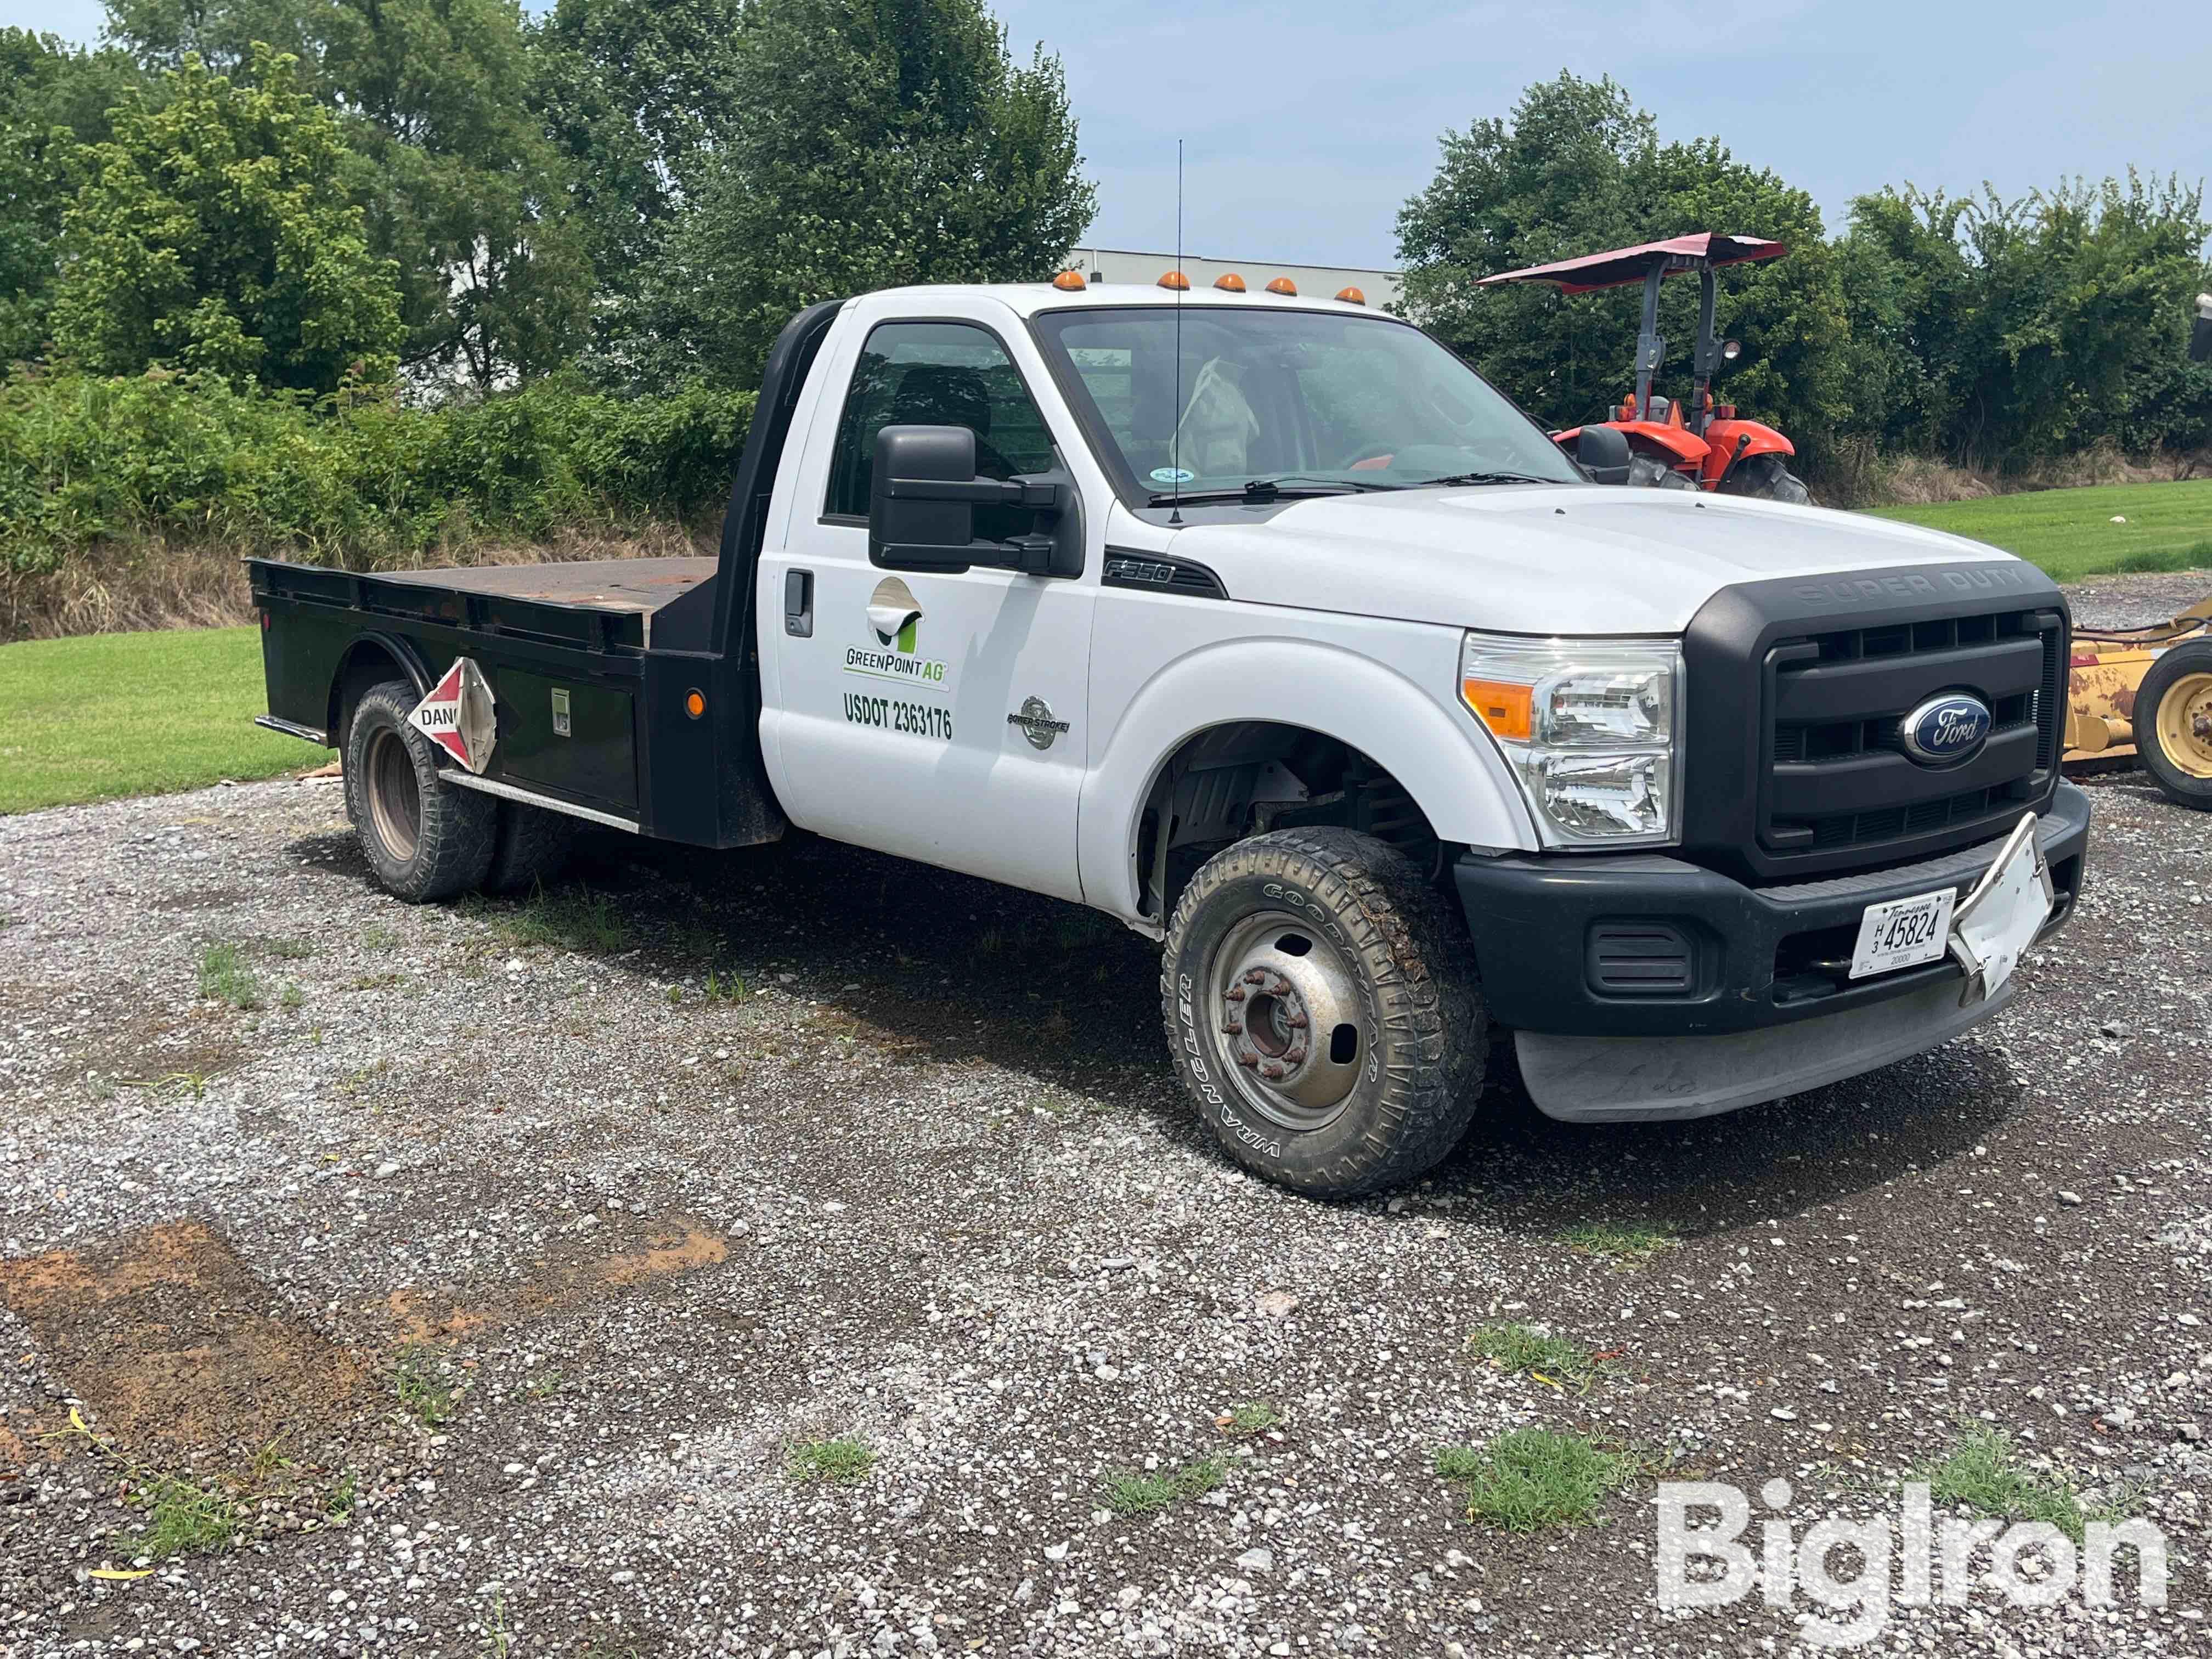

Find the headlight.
[{"left": 1459, "top": 634, "right": 1683, "bottom": 845}]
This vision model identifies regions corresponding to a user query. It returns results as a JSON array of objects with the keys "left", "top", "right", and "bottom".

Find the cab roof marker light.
[
  {"left": 1158, "top": 270, "right": 1190, "bottom": 291},
  {"left": 1335, "top": 286, "right": 1366, "bottom": 305},
  {"left": 1213, "top": 273, "right": 1246, "bottom": 292},
  {"left": 1051, "top": 269, "right": 1087, "bottom": 291},
  {"left": 1265, "top": 277, "right": 1297, "bottom": 296}
]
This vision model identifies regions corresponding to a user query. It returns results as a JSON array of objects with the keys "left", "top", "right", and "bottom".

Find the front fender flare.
[{"left": 1078, "top": 637, "right": 1536, "bottom": 922}]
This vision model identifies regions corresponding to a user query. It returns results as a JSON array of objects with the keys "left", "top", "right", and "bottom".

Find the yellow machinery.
[
  {"left": 2067, "top": 598, "right": 2212, "bottom": 809},
  {"left": 2067, "top": 301, "right": 2212, "bottom": 808}
]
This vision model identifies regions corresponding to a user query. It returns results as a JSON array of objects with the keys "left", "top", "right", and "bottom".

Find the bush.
[{"left": 0, "top": 369, "right": 756, "bottom": 574}]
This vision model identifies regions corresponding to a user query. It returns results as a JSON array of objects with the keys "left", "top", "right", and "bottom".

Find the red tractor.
[{"left": 1481, "top": 232, "right": 1810, "bottom": 503}]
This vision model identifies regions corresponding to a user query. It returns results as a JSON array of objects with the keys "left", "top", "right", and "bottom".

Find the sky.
[{"left": 9, "top": 0, "right": 2208, "bottom": 270}]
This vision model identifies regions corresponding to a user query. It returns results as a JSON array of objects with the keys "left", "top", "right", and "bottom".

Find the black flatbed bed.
[{"left": 246, "top": 299, "right": 845, "bottom": 849}]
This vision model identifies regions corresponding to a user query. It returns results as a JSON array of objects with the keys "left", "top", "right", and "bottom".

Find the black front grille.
[
  {"left": 1805, "top": 784, "right": 1995, "bottom": 849},
  {"left": 1762, "top": 606, "right": 2064, "bottom": 860}
]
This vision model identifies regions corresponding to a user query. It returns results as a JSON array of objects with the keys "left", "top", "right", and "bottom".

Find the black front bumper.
[{"left": 1454, "top": 781, "right": 2090, "bottom": 1038}]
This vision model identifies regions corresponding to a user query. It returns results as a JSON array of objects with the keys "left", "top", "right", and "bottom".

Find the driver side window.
[{"left": 823, "top": 321, "right": 1059, "bottom": 541}]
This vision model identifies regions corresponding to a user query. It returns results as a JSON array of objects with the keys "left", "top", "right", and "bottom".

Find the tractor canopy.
[{"left": 1479, "top": 233, "right": 1788, "bottom": 295}]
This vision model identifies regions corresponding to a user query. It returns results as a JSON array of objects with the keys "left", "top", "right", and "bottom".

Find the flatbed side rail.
[{"left": 247, "top": 558, "right": 647, "bottom": 660}]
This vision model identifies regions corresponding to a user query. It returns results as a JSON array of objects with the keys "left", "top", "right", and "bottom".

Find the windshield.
[{"left": 1031, "top": 306, "right": 1582, "bottom": 499}]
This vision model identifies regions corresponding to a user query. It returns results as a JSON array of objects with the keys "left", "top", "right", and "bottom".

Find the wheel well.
[
  {"left": 326, "top": 639, "right": 417, "bottom": 750},
  {"left": 1134, "top": 721, "right": 1441, "bottom": 922}
]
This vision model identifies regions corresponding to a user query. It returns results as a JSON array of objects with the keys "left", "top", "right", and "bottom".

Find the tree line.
[
  {"left": 1, "top": 27, "right": 2204, "bottom": 584},
  {"left": 1, "top": 0, "right": 1091, "bottom": 396},
  {"left": 1398, "top": 74, "right": 2211, "bottom": 478}
]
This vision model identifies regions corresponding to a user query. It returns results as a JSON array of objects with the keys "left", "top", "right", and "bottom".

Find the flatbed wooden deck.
[{"left": 370, "top": 558, "right": 717, "bottom": 615}]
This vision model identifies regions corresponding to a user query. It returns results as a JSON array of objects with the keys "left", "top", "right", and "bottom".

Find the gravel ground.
[
  {"left": 2061, "top": 569, "right": 2212, "bottom": 631},
  {"left": 4, "top": 574, "right": 2212, "bottom": 1658}
]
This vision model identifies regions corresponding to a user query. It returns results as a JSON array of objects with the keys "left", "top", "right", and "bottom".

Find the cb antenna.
[{"left": 1170, "top": 138, "right": 1184, "bottom": 527}]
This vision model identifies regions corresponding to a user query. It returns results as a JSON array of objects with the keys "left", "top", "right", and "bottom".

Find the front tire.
[
  {"left": 2134, "top": 640, "right": 2212, "bottom": 810},
  {"left": 1160, "top": 827, "right": 1487, "bottom": 1197},
  {"left": 1720, "top": 452, "right": 1812, "bottom": 504},
  {"left": 343, "top": 679, "right": 497, "bottom": 902}
]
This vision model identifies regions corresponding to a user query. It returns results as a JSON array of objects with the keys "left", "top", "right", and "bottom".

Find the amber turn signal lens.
[
  {"left": 1265, "top": 277, "right": 1297, "bottom": 296},
  {"left": 684, "top": 690, "right": 706, "bottom": 719},
  {"left": 1051, "top": 269, "right": 1087, "bottom": 291},
  {"left": 1157, "top": 270, "right": 1190, "bottom": 291},
  {"left": 1460, "top": 679, "right": 1532, "bottom": 742},
  {"left": 1212, "top": 272, "right": 1245, "bottom": 292}
]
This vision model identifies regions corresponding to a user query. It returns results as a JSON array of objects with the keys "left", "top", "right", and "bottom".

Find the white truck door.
[{"left": 760, "top": 303, "right": 1098, "bottom": 901}]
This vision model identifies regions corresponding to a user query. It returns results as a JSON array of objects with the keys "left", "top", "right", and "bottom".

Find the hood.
[{"left": 1139, "top": 486, "right": 2027, "bottom": 635}]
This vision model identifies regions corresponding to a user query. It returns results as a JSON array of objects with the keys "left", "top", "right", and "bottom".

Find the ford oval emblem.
[{"left": 1900, "top": 693, "right": 1993, "bottom": 765}]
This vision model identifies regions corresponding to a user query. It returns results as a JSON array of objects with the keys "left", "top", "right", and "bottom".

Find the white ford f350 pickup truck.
[{"left": 250, "top": 278, "right": 2089, "bottom": 1196}]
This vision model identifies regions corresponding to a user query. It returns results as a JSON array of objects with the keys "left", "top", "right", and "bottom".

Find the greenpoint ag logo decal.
[{"left": 847, "top": 575, "right": 950, "bottom": 686}]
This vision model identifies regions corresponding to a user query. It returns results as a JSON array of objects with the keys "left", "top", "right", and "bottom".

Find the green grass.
[
  {"left": 142, "top": 1473, "right": 246, "bottom": 1558},
  {"left": 1918, "top": 1425, "right": 2132, "bottom": 1545},
  {"left": 1557, "top": 1220, "right": 1679, "bottom": 1264},
  {"left": 1102, "top": 1456, "right": 1225, "bottom": 1516},
  {"left": 1218, "top": 1401, "right": 1282, "bottom": 1438},
  {"left": 1864, "top": 480, "right": 2212, "bottom": 582},
  {"left": 1435, "top": 1428, "right": 1632, "bottom": 1532},
  {"left": 786, "top": 1437, "right": 876, "bottom": 1486},
  {"left": 197, "top": 943, "right": 262, "bottom": 1010},
  {"left": 467, "top": 884, "right": 634, "bottom": 953},
  {"left": 1469, "top": 1321, "right": 1603, "bottom": 1385},
  {"left": 0, "top": 625, "right": 326, "bottom": 815},
  {"left": 394, "top": 1345, "right": 462, "bottom": 1429}
]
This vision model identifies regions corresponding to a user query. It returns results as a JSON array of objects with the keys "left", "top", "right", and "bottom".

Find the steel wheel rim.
[
  {"left": 1203, "top": 909, "right": 1367, "bottom": 1133},
  {"left": 365, "top": 725, "right": 421, "bottom": 861},
  {"left": 2155, "top": 672, "right": 2212, "bottom": 779}
]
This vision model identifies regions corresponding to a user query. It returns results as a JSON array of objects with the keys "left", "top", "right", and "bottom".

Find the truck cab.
[{"left": 251, "top": 276, "right": 2090, "bottom": 1198}]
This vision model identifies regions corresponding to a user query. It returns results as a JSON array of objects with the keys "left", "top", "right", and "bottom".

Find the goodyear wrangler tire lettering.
[{"left": 1159, "top": 827, "right": 1488, "bottom": 1198}]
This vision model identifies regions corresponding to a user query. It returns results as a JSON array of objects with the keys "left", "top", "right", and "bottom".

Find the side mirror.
[
  {"left": 1570, "top": 424, "right": 1633, "bottom": 486},
  {"left": 867, "top": 425, "right": 1081, "bottom": 577},
  {"left": 870, "top": 425, "right": 989, "bottom": 572}
]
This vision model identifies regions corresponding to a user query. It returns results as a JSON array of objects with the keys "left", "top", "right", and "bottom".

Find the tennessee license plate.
[{"left": 1849, "top": 887, "right": 1957, "bottom": 979}]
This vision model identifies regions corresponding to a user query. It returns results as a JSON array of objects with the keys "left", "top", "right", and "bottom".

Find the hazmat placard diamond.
[{"left": 408, "top": 658, "right": 497, "bottom": 775}]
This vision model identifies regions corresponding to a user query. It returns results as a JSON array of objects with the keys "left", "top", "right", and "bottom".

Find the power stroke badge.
[{"left": 1007, "top": 696, "right": 1070, "bottom": 751}]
